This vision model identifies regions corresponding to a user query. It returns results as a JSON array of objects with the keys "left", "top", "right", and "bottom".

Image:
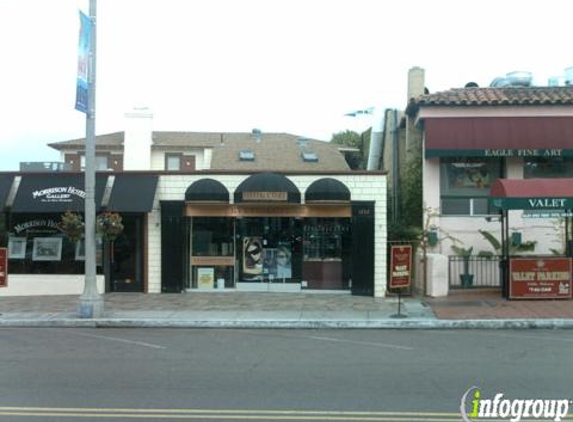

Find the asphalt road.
[{"left": 0, "top": 328, "right": 572, "bottom": 421}]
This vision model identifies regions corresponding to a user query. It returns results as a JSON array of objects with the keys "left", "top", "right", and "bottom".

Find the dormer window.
[
  {"left": 302, "top": 151, "right": 318, "bottom": 162},
  {"left": 239, "top": 150, "right": 255, "bottom": 161}
]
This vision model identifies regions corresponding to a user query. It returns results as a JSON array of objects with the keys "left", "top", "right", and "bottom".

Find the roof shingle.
[{"left": 407, "top": 86, "right": 573, "bottom": 115}]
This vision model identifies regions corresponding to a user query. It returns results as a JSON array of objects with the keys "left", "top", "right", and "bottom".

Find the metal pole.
[{"left": 78, "top": 0, "right": 103, "bottom": 318}]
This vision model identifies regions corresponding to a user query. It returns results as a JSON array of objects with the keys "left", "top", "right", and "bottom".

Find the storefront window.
[
  {"left": 7, "top": 213, "right": 103, "bottom": 275},
  {"left": 524, "top": 157, "right": 573, "bottom": 179},
  {"left": 440, "top": 157, "right": 501, "bottom": 216},
  {"left": 192, "top": 217, "right": 234, "bottom": 256},
  {"left": 302, "top": 218, "right": 351, "bottom": 290}
]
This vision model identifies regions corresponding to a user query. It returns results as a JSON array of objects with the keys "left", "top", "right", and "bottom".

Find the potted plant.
[
  {"left": 59, "top": 211, "right": 84, "bottom": 243},
  {"left": 451, "top": 245, "right": 474, "bottom": 287},
  {"left": 96, "top": 212, "right": 124, "bottom": 242}
]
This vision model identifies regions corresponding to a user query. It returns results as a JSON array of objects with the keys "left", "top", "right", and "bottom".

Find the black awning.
[
  {"left": 12, "top": 174, "right": 107, "bottom": 213},
  {"left": 234, "top": 172, "right": 300, "bottom": 203},
  {"left": 0, "top": 175, "right": 14, "bottom": 211},
  {"left": 185, "top": 178, "right": 229, "bottom": 202},
  {"left": 305, "top": 178, "right": 350, "bottom": 202},
  {"left": 107, "top": 174, "right": 158, "bottom": 213}
]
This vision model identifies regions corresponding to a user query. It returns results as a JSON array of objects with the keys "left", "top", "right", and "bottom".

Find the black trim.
[
  {"left": 12, "top": 174, "right": 108, "bottom": 213},
  {"left": 305, "top": 178, "right": 350, "bottom": 202},
  {"left": 160, "top": 201, "right": 186, "bottom": 293},
  {"left": 107, "top": 174, "right": 158, "bottom": 213},
  {"left": 0, "top": 175, "right": 14, "bottom": 211},
  {"left": 234, "top": 172, "right": 301, "bottom": 203},
  {"left": 185, "top": 178, "right": 229, "bottom": 202}
]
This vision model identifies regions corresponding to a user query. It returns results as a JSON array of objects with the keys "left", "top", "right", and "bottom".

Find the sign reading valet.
[
  {"left": 509, "top": 257, "right": 572, "bottom": 300},
  {"left": 0, "top": 248, "right": 7, "bottom": 287},
  {"left": 389, "top": 245, "right": 412, "bottom": 289}
]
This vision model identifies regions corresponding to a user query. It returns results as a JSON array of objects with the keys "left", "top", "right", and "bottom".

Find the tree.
[{"left": 330, "top": 130, "right": 366, "bottom": 169}]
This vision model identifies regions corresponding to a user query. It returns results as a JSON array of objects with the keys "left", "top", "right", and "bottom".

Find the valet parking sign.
[
  {"left": 389, "top": 245, "right": 412, "bottom": 289},
  {"left": 510, "top": 257, "right": 572, "bottom": 299}
]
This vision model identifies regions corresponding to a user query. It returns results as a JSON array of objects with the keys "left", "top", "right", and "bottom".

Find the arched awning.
[
  {"left": 185, "top": 178, "right": 229, "bottom": 202},
  {"left": 305, "top": 178, "right": 350, "bottom": 202},
  {"left": 234, "top": 172, "right": 300, "bottom": 203}
]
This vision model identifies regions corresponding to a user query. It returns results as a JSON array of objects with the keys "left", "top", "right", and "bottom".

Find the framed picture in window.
[
  {"left": 8, "top": 237, "right": 27, "bottom": 259},
  {"left": 75, "top": 239, "right": 85, "bottom": 261},
  {"left": 32, "top": 237, "right": 62, "bottom": 261}
]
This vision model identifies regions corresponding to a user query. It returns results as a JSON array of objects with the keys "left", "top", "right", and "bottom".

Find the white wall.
[
  {"left": 0, "top": 275, "right": 105, "bottom": 297},
  {"left": 124, "top": 108, "right": 153, "bottom": 170},
  {"left": 150, "top": 149, "right": 207, "bottom": 171},
  {"left": 147, "top": 174, "right": 387, "bottom": 296}
]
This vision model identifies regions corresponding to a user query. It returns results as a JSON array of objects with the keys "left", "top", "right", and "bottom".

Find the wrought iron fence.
[{"left": 448, "top": 255, "right": 501, "bottom": 288}]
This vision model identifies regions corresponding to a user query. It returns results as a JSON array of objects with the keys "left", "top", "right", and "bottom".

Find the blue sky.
[{"left": 0, "top": 0, "right": 571, "bottom": 170}]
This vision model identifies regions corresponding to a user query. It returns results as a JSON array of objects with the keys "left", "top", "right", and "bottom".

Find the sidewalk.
[{"left": 1, "top": 291, "right": 573, "bottom": 329}]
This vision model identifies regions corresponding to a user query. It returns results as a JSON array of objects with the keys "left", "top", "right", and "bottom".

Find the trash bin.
[{"left": 217, "top": 278, "right": 225, "bottom": 289}]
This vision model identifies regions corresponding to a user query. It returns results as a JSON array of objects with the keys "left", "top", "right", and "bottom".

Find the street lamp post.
[{"left": 78, "top": 0, "right": 103, "bottom": 318}]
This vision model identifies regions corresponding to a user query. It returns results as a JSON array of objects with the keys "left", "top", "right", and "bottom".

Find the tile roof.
[
  {"left": 406, "top": 86, "right": 573, "bottom": 115},
  {"left": 47, "top": 131, "right": 350, "bottom": 171}
]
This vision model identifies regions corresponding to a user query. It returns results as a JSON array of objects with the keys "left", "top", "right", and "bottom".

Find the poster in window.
[
  {"left": 75, "top": 239, "right": 86, "bottom": 261},
  {"left": 197, "top": 267, "right": 214, "bottom": 289},
  {"left": 243, "top": 237, "right": 263, "bottom": 276},
  {"left": 32, "top": 237, "right": 62, "bottom": 261},
  {"left": 448, "top": 162, "right": 490, "bottom": 189},
  {"left": 8, "top": 237, "right": 27, "bottom": 259}
]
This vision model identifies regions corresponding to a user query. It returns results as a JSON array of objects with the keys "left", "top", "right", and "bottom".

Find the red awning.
[
  {"left": 491, "top": 178, "right": 573, "bottom": 198},
  {"left": 490, "top": 178, "right": 573, "bottom": 210},
  {"left": 425, "top": 117, "right": 573, "bottom": 151}
]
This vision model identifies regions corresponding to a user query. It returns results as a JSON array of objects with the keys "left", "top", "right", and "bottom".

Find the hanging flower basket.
[
  {"left": 96, "top": 212, "right": 124, "bottom": 242},
  {"left": 59, "top": 211, "right": 84, "bottom": 242}
]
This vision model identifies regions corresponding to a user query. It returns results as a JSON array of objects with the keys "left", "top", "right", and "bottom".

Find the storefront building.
[{"left": 0, "top": 171, "right": 387, "bottom": 297}]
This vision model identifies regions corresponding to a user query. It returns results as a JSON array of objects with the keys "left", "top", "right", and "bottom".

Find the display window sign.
[
  {"left": 0, "top": 248, "right": 7, "bottom": 287},
  {"left": 389, "top": 245, "right": 413, "bottom": 289},
  {"left": 509, "top": 257, "right": 572, "bottom": 300},
  {"left": 197, "top": 267, "right": 214, "bottom": 289}
]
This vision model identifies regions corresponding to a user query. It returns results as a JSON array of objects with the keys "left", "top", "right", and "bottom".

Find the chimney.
[
  {"left": 123, "top": 107, "right": 153, "bottom": 170},
  {"left": 407, "top": 66, "right": 425, "bottom": 101}
]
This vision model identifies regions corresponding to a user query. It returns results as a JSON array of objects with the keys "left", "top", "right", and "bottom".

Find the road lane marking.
[
  {"left": 303, "top": 335, "right": 414, "bottom": 351},
  {"left": 60, "top": 331, "right": 167, "bottom": 350},
  {"left": 0, "top": 407, "right": 484, "bottom": 421}
]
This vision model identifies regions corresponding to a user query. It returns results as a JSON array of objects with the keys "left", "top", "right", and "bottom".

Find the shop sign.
[
  {"left": 509, "top": 257, "right": 572, "bottom": 299},
  {"left": 31, "top": 186, "right": 86, "bottom": 204},
  {"left": 197, "top": 267, "right": 214, "bottom": 289},
  {"left": 484, "top": 148, "right": 563, "bottom": 157},
  {"left": 13, "top": 219, "right": 60, "bottom": 235},
  {"left": 242, "top": 191, "right": 287, "bottom": 201},
  {"left": 0, "top": 248, "right": 7, "bottom": 287},
  {"left": 389, "top": 245, "right": 412, "bottom": 289}
]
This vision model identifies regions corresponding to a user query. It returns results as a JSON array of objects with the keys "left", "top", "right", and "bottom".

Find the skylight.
[
  {"left": 239, "top": 149, "right": 255, "bottom": 161},
  {"left": 301, "top": 151, "right": 318, "bottom": 162}
]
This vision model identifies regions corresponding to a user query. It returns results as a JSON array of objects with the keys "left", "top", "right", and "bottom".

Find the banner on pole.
[{"left": 75, "top": 11, "right": 92, "bottom": 113}]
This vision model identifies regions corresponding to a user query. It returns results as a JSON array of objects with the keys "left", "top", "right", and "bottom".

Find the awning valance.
[
  {"left": 185, "top": 178, "right": 229, "bottom": 202},
  {"left": 425, "top": 117, "right": 573, "bottom": 158},
  {"left": 12, "top": 174, "right": 108, "bottom": 213},
  {"left": 107, "top": 174, "right": 158, "bottom": 213},
  {"left": 305, "top": 178, "right": 350, "bottom": 202},
  {"left": 0, "top": 175, "right": 14, "bottom": 211},
  {"left": 234, "top": 172, "right": 300, "bottom": 203},
  {"left": 490, "top": 178, "right": 573, "bottom": 210}
]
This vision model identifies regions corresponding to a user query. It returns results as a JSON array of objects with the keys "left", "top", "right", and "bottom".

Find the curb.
[{"left": 2, "top": 318, "right": 573, "bottom": 329}]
